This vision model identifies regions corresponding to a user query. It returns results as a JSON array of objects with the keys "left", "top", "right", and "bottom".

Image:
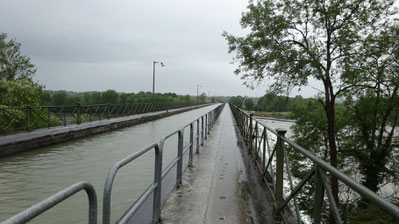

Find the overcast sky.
[{"left": 3, "top": 0, "right": 390, "bottom": 98}]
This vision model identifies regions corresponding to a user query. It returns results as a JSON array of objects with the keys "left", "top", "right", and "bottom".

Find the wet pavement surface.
[{"left": 160, "top": 105, "right": 276, "bottom": 224}]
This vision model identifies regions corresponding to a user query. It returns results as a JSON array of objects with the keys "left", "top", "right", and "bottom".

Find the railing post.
[
  {"left": 204, "top": 114, "right": 208, "bottom": 139},
  {"left": 248, "top": 114, "right": 253, "bottom": 154},
  {"left": 107, "top": 104, "right": 110, "bottom": 119},
  {"left": 76, "top": 102, "right": 81, "bottom": 125},
  {"left": 201, "top": 116, "right": 204, "bottom": 146},
  {"left": 254, "top": 121, "right": 258, "bottom": 157},
  {"left": 262, "top": 128, "right": 266, "bottom": 170},
  {"left": 274, "top": 128, "right": 287, "bottom": 219},
  {"left": 47, "top": 108, "right": 51, "bottom": 128},
  {"left": 207, "top": 113, "right": 210, "bottom": 134},
  {"left": 314, "top": 166, "right": 325, "bottom": 224},
  {"left": 189, "top": 123, "right": 194, "bottom": 167},
  {"left": 196, "top": 119, "right": 200, "bottom": 153},
  {"left": 176, "top": 129, "right": 184, "bottom": 187},
  {"left": 153, "top": 144, "right": 163, "bottom": 223},
  {"left": 26, "top": 105, "right": 32, "bottom": 130}
]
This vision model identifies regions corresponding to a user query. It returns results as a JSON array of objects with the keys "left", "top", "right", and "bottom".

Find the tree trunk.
[{"left": 325, "top": 99, "right": 339, "bottom": 224}]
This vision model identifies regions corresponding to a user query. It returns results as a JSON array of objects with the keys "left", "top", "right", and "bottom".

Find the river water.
[{"left": 0, "top": 104, "right": 218, "bottom": 223}]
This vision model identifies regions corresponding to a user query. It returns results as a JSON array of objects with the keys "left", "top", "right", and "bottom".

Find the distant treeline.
[
  {"left": 42, "top": 90, "right": 207, "bottom": 106},
  {"left": 230, "top": 93, "right": 311, "bottom": 112}
]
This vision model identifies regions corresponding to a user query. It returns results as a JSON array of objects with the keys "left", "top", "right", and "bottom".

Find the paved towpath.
[{"left": 160, "top": 105, "right": 276, "bottom": 224}]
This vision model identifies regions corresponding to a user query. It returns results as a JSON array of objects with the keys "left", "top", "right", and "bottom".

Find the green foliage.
[
  {"left": 0, "top": 106, "right": 60, "bottom": 133},
  {"left": 229, "top": 96, "right": 243, "bottom": 106},
  {"left": 348, "top": 201, "right": 399, "bottom": 224},
  {"left": 0, "top": 33, "right": 36, "bottom": 82},
  {"left": 102, "top": 89, "right": 119, "bottom": 104},
  {"left": 243, "top": 98, "right": 254, "bottom": 110},
  {"left": 42, "top": 90, "right": 199, "bottom": 106},
  {"left": 0, "top": 79, "right": 43, "bottom": 106},
  {"left": 198, "top": 93, "right": 206, "bottom": 103},
  {"left": 255, "top": 93, "right": 306, "bottom": 112},
  {"left": 223, "top": 0, "right": 396, "bottom": 92}
]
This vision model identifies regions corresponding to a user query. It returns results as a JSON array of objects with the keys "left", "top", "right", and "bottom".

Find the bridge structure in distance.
[{"left": 0, "top": 103, "right": 398, "bottom": 224}]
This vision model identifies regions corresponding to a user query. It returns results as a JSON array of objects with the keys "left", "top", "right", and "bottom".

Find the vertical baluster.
[
  {"left": 196, "top": 119, "right": 200, "bottom": 154},
  {"left": 189, "top": 123, "right": 194, "bottom": 167},
  {"left": 176, "top": 129, "right": 184, "bottom": 187},
  {"left": 76, "top": 102, "right": 81, "bottom": 125},
  {"left": 274, "top": 128, "right": 287, "bottom": 219},
  {"left": 314, "top": 166, "right": 325, "bottom": 224},
  {"left": 153, "top": 144, "right": 163, "bottom": 223}
]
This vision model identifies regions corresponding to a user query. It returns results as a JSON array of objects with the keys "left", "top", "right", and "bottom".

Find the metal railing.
[
  {"left": 0, "top": 181, "right": 97, "bottom": 224},
  {"left": 0, "top": 102, "right": 203, "bottom": 134},
  {"left": 102, "top": 103, "right": 224, "bottom": 224},
  {"left": 230, "top": 103, "right": 399, "bottom": 223}
]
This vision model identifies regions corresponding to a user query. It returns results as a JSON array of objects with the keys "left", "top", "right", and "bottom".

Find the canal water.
[{"left": 0, "top": 104, "right": 219, "bottom": 223}]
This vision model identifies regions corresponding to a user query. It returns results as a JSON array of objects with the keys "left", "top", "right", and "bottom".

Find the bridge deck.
[{"left": 160, "top": 105, "right": 276, "bottom": 224}]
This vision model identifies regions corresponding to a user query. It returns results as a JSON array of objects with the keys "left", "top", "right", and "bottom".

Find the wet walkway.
[{"left": 160, "top": 105, "right": 276, "bottom": 224}]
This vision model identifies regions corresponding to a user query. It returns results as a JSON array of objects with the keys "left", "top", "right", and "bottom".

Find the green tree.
[
  {"left": 0, "top": 33, "right": 36, "bottom": 82},
  {"left": 198, "top": 93, "right": 206, "bottom": 103},
  {"left": 342, "top": 25, "right": 399, "bottom": 194},
  {"left": 0, "top": 79, "right": 43, "bottom": 106},
  {"left": 244, "top": 98, "right": 254, "bottom": 110},
  {"left": 52, "top": 92, "right": 68, "bottom": 105},
  {"left": 223, "top": 0, "right": 397, "bottom": 218},
  {"left": 102, "top": 89, "right": 119, "bottom": 104},
  {"left": 229, "top": 96, "right": 243, "bottom": 106}
]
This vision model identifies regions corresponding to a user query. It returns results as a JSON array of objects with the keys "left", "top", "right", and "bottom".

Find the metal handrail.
[
  {"left": 102, "top": 103, "right": 225, "bottom": 224},
  {"left": 0, "top": 181, "right": 97, "bottom": 224},
  {"left": 0, "top": 102, "right": 208, "bottom": 134},
  {"left": 229, "top": 103, "right": 399, "bottom": 223}
]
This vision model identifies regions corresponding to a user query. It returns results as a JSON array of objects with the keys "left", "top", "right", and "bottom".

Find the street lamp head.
[{"left": 160, "top": 62, "right": 165, "bottom": 67}]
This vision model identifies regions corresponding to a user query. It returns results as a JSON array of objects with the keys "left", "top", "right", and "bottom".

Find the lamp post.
[
  {"left": 152, "top": 61, "right": 165, "bottom": 102},
  {"left": 196, "top": 85, "right": 202, "bottom": 104}
]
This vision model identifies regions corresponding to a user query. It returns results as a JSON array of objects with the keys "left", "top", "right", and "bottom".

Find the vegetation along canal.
[{"left": 0, "top": 104, "right": 218, "bottom": 224}]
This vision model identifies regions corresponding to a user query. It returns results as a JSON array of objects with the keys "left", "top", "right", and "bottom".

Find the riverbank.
[{"left": 248, "top": 111, "right": 295, "bottom": 121}]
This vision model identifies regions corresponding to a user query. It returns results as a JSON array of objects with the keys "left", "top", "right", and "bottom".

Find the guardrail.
[
  {"left": 230, "top": 103, "right": 399, "bottom": 223},
  {"left": 102, "top": 103, "right": 224, "bottom": 224},
  {"left": 0, "top": 181, "right": 97, "bottom": 224},
  {"left": 0, "top": 102, "right": 204, "bottom": 134}
]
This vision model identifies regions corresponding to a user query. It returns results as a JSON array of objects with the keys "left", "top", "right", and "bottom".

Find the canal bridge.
[{"left": 0, "top": 103, "right": 398, "bottom": 223}]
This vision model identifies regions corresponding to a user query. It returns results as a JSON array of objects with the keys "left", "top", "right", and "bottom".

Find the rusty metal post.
[{"left": 274, "top": 128, "right": 287, "bottom": 219}]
